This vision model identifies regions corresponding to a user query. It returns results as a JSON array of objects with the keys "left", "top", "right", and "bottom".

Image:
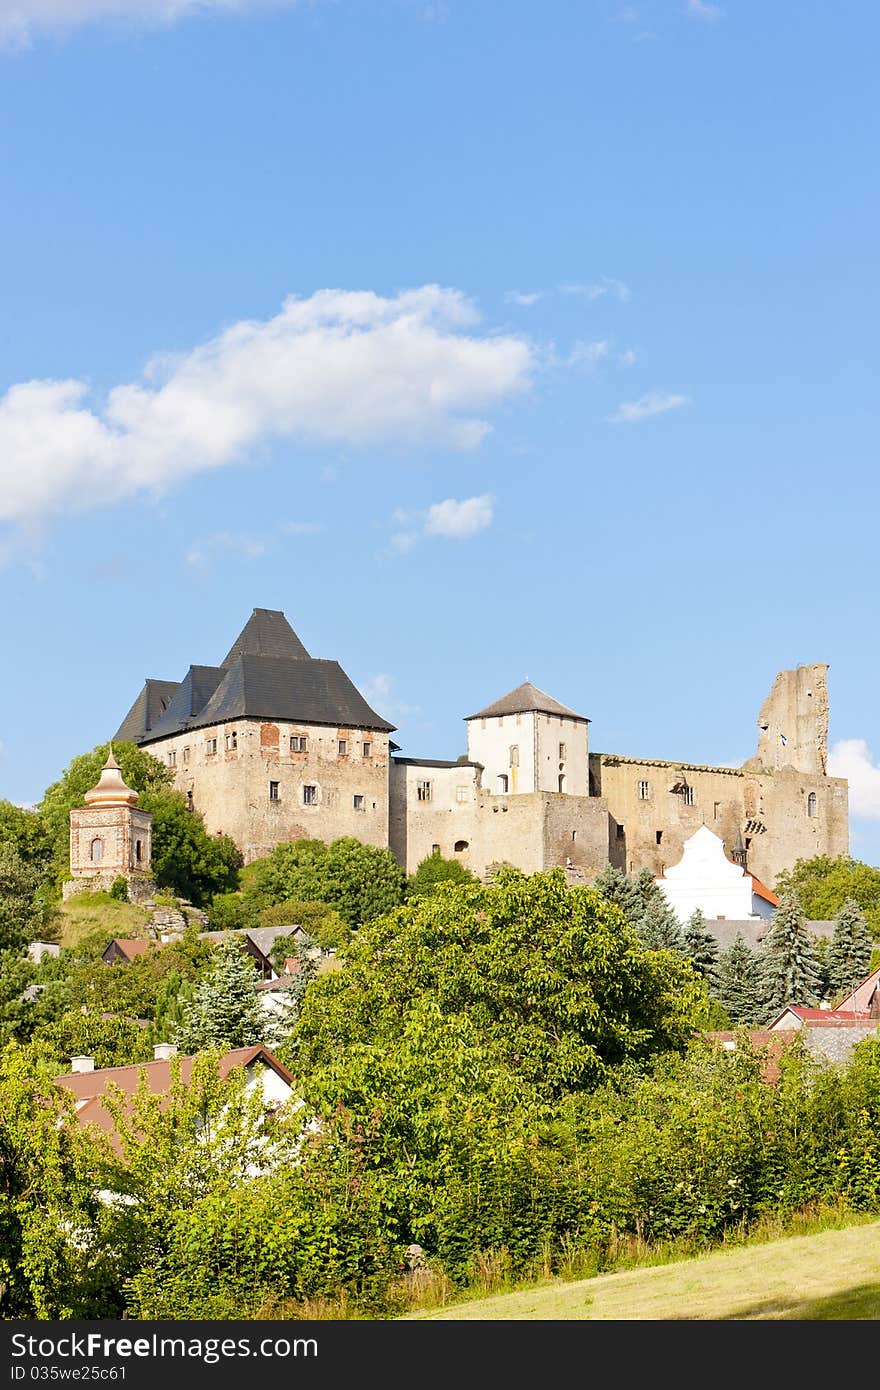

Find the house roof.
[
  {"left": 750, "top": 876, "right": 779, "bottom": 906},
  {"left": 116, "top": 609, "right": 395, "bottom": 743},
  {"left": 102, "top": 939, "right": 152, "bottom": 961},
  {"left": 837, "top": 966, "right": 880, "bottom": 1014},
  {"left": 55, "top": 1045, "right": 295, "bottom": 1151},
  {"left": 466, "top": 681, "right": 588, "bottom": 723},
  {"left": 769, "top": 1005, "right": 878, "bottom": 1028}
]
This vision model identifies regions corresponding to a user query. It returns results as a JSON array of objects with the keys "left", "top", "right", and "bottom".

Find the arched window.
[
  {"left": 497, "top": 774, "right": 509, "bottom": 794},
  {"left": 807, "top": 792, "right": 817, "bottom": 818},
  {"left": 454, "top": 840, "right": 469, "bottom": 854},
  {"left": 509, "top": 745, "right": 519, "bottom": 767},
  {"left": 90, "top": 837, "right": 103, "bottom": 863},
  {"left": 558, "top": 774, "right": 566, "bottom": 793}
]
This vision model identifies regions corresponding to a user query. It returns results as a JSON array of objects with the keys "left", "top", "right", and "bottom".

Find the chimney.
[
  {"left": 153, "top": 1042, "right": 177, "bottom": 1061},
  {"left": 70, "top": 1055, "right": 95, "bottom": 1074}
]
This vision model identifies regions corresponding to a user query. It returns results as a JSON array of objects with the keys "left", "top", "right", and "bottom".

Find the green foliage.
[
  {"left": 637, "top": 896, "right": 685, "bottom": 952},
  {"left": 174, "top": 939, "right": 266, "bottom": 1052},
  {"left": 682, "top": 909, "right": 720, "bottom": 982},
  {"left": 296, "top": 868, "right": 703, "bottom": 1098},
  {"left": 776, "top": 855, "right": 880, "bottom": 940},
  {"left": 0, "top": 800, "right": 53, "bottom": 872},
  {"left": 0, "top": 842, "right": 44, "bottom": 952},
  {"left": 827, "top": 899, "right": 874, "bottom": 1000},
  {"left": 592, "top": 863, "right": 645, "bottom": 926},
  {"left": 109, "top": 876, "right": 129, "bottom": 902},
  {"left": 761, "top": 893, "right": 823, "bottom": 1018},
  {"left": 38, "top": 1009, "right": 153, "bottom": 1069},
  {"left": 206, "top": 891, "right": 260, "bottom": 932},
  {"left": 142, "top": 788, "right": 242, "bottom": 906},
  {"left": 714, "top": 933, "right": 766, "bottom": 1025},
  {"left": 260, "top": 899, "right": 350, "bottom": 950},
  {"left": 407, "top": 852, "right": 476, "bottom": 898},
  {"left": 247, "top": 836, "right": 406, "bottom": 929}
]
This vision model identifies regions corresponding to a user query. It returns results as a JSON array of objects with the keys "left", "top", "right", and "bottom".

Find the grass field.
[
  {"left": 58, "top": 893, "right": 152, "bottom": 948},
  {"left": 407, "top": 1221, "right": 880, "bottom": 1320}
]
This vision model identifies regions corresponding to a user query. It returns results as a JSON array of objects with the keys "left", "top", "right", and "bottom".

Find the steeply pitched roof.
[
  {"left": 750, "top": 876, "right": 779, "bottom": 906},
  {"left": 222, "top": 608, "right": 310, "bottom": 665},
  {"left": 101, "top": 939, "right": 153, "bottom": 962},
  {"left": 143, "top": 665, "right": 226, "bottom": 741},
  {"left": 466, "top": 681, "right": 588, "bottom": 723},
  {"left": 114, "top": 678, "right": 180, "bottom": 743}
]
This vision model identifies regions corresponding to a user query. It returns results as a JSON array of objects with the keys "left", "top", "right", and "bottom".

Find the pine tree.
[
  {"left": 174, "top": 939, "right": 266, "bottom": 1053},
  {"left": 760, "top": 892, "right": 822, "bottom": 1019},
  {"left": 592, "top": 864, "right": 644, "bottom": 927},
  {"left": 682, "top": 909, "right": 719, "bottom": 982},
  {"left": 827, "top": 898, "right": 874, "bottom": 1000},
  {"left": 714, "top": 933, "right": 765, "bottom": 1024},
  {"left": 638, "top": 896, "right": 685, "bottom": 952}
]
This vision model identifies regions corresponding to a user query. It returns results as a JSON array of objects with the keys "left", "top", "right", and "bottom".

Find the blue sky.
[{"left": 2, "top": 0, "right": 879, "bottom": 866}]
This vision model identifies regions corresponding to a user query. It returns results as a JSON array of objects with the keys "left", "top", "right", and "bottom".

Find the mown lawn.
[{"left": 407, "top": 1221, "right": 880, "bottom": 1320}]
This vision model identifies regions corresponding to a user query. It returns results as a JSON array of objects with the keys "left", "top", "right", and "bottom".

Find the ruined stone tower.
[{"left": 746, "top": 663, "right": 829, "bottom": 776}]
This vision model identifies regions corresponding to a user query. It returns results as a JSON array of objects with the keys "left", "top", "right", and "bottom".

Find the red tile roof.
[
  {"left": 750, "top": 876, "right": 779, "bottom": 906},
  {"left": 104, "top": 938, "right": 152, "bottom": 960}
]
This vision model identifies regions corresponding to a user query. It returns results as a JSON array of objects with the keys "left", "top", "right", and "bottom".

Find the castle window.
[
  {"left": 416, "top": 780, "right": 433, "bottom": 802},
  {"left": 807, "top": 792, "right": 817, "bottom": 818},
  {"left": 183, "top": 747, "right": 190, "bottom": 765},
  {"left": 559, "top": 742, "right": 567, "bottom": 760},
  {"left": 656, "top": 830, "right": 663, "bottom": 845},
  {"left": 206, "top": 737, "right": 217, "bottom": 755},
  {"left": 454, "top": 840, "right": 469, "bottom": 854},
  {"left": 186, "top": 790, "right": 194, "bottom": 811},
  {"left": 456, "top": 786, "right": 469, "bottom": 802},
  {"left": 498, "top": 774, "right": 509, "bottom": 794},
  {"left": 290, "top": 735, "right": 307, "bottom": 753},
  {"left": 362, "top": 741, "right": 371, "bottom": 758},
  {"left": 571, "top": 830, "right": 577, "bottom": 842},
  {"left": 638, "top": 780, "right": 650, "bottom": 800},
  {"left": 353, "top": 794, "right": 365, "bottom": 811},
  {"left": 226, "top": 730, "right": 237, "bottom": 751},
  {"left": 269, "top": 781, "right": 280, "bottom": 801},
  {"left": 683, "top": 785, "right": 696, "bottom": 806},
  {"left": 509, "top": 745, "right": 519, "bottom": 767},
  {"left": 714, "top": 801, "right": 721, "bottom": 820},
  {"left": 168, "top": 750, "right": 176, "bottom": 767},
  {"left": 558, "top": 774, "right": 565, "bottom": 793},
  {"left": 303, "top": 784, "right": 317, "bottom": 805},
  {"left": 90, "top": 837, "right": 103, "bottom": 863},
  {"left": 617, "top": 824, "right": 625, "bottom": 840},
  {"left": 135, "top": 840, "right": 142, "bottom": 863},
  {"left": 432, "top": 844, "right": 440, "bottom": 855},
  {"left": 338, "top": 739, "right": 348, "bottom": 756}
]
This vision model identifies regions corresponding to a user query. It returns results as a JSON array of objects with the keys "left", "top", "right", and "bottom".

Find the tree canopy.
[
  {"left": 775, "top": 855, "right": 880, "bottom": 940},
  {"left": 245, "top": 836, "right": 406, "bottom": 929}
]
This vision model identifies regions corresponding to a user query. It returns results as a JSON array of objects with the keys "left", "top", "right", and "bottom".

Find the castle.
[{"left": 114, "top": 608, "right": 849, "bottom": 888}]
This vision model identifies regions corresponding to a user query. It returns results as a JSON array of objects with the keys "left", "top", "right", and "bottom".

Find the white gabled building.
[{"left": 655, "top": 825, "right": 778, "bottom": 925}]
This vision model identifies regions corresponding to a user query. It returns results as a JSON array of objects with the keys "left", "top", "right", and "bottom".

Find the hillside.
[{"left": 407, "top": 1221, "right": 880, "bottom": 1320}]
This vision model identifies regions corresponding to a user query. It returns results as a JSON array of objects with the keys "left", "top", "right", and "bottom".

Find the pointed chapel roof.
[
  {"left": 466, "top": 681, "right": 588, "bottom": 723},
  {"left": 222, "top": 608, "right": 309, "bottom": 665}
]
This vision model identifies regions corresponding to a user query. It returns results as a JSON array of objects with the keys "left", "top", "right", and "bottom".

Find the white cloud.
[
  {"left": 425, "top": 494, "right": 494, "bottom": 539},
  {"left": 505, "top": 290, "right": 543, "bottom": 307},
  {"left": 358, "top": 672, "right": 420, "bottom": 723},
  {"left": 567, "top": 339, "right": 609, "bottom": 370},
  {"left": 0, "top": 0, "right": 296, "bottom": 48},
  {"left": 829, "top": 739, "right": 880, "bottom": 820},
  {"left": 0, "top": 287, "right": 532, "bottom": 531},
  {"left": 185, "top": 530, "right": 266, "bottom": 573},
  {"left": 560, "top": 278, "right": 631, "bottom": 303},
  {"left": 684, "top": 0, "right": 724, "bottom": 20},
  {"left": 607, "top": 390, "right": 690, "bottom": 424},
  {"left": 617, "top": 348, "right": 638, "bottom": 367}
]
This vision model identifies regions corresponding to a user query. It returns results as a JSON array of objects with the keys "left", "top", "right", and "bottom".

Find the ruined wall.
[
  {"left": 746, "top": 663, "right": 829, "bottom": 776},
  {"left": 147, "top": 720, "right": 391, "bottom": 863}
]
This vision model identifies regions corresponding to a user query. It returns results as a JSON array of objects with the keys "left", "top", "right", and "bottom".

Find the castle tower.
[
  {"left": 465, "top": 681, "right": 590, "bottom": 796},
  {"left": 65, "top": 748, "right": 155, "bottom": 903}
]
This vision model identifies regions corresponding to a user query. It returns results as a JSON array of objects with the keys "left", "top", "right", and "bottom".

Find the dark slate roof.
[
  {"left": 192, "top": 655, "right": 395, "bottom": 734},
  {"left": 145, "top": 666, "right": 226, "bottom": 741},
  {"left": 393, "top": 757, "right": 479, "bottom": 769},
  {"left": 222, "top": 608, "right": 309, "bottom": 665},
  {"left": 467, "top": 681, "right": 588, "bottom": 723},
  {"left": 115, "top": 679, "right": 180, "bottom": 743}
]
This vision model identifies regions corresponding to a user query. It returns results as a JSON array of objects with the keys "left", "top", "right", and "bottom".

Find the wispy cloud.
[
  {"left": 829, "top": 739, "right": 880, "bottom": 820},
  {"left": 0, "top": 0, "right": 300, "bottom": 49},
  {"left": 358, "top": 672, "right": 420, "bottom": 723},
  {"left": 607, "top": 390, "right": 690, "bottom": 424},
  {"left": 0, "top": 287, "right": 532, "bottom": 534},
  {"left": 390, "top": 493, "right": 494, "bottom": 552},
  {"left": 505, "top": 290, "right": 543, "bottom": 307},
  {"left": 567, "top": 339, "right": 609, "bottom": 370},
  {"left": 560, "top": 277, "right": 631, "bottom": 303},
  {"left": 617, "top": 348, "right": 638, "bottom": 367},
  {"left": 684, "top": 0, "right": 724, "bottom": 21},
  {"left": 185, "top": 531, "right": 267, "bottom": 574}
]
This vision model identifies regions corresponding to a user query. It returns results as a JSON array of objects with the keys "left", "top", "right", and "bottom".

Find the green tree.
[
  {"left": 142, "top": 788, "right": 241, "bottom": 905},
  {"left": 259, "top": 899, "right": 350, "bottom": 950},
  {"left": 827, "top": 898, "right": 874, "bottom": 1000},
  {"left": 38, "top": 1009, "right": 153, "bottom": 1069},
  {"left": 775, "top": 855, "right": 880, "bottom": 940},
  {"left": 592, "top": 863, "right": 645, "bottom": 926},
  {"left": 407, "top": 853, "right": 475, "bottom": 898},
  {"left": 761, "top": 893, "right": 823, "bottom": 1018},
  {"left": 174, "top": 940, "right": 266, "bottom": 1052},
  {"left": 682, "top": 909, "right": 720, "bottom": 982},
  {"left": 0, "top": 842, "right": 44, "bottom": 952},
  {"left": 296, "top": 868, "right": 703, "bottom": 1098},
  {"left": 638, "top": 896, "right": 685, "bottom": 952},
  {"left": 0, "top": 800, "right": 52, "bottom": 872},
  {"left": 714, "top": 933, "right": 765, "bottom": 1025},
  {"left": 246, "top": 836, "right": 406, "bottom": 929}
]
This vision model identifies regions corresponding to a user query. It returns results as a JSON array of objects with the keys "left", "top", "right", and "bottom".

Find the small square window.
[
  {"left": 456, "top": 786, "right": 469, "bottom": 803},
  {"left": 290, "top": 735, "right": 307, "bottom": 753},
  {"left": 616, "top": 824, "right": 625, "bottom": 840},
  {"left": 416, "top": 779, "right": 432, "bottom": 802},
  {"left": 206, "top": 738, "right": 217, "bottom": 756},
  {"left": 226, "top": 730, "right": 237, "bottom": 751},
  {"left": 303, "top": 784, "right": 317, "bottom": 806},
  {"left": 559, "top": 742, "right": 566, "bottom": 760},
  {"left": 362, "top": 741, "right": 371, "bottom": 758},
  {"left": 338, "top": 739, "right": 347, "bottom": 756},
  {"left": 269, "top": 781, "right": 280, "bottom": 802},
  {"left": 183, "top": 747, "right": 190, "bottom": 764},
  {"left": 168, "top": 750, "right": 177, "bottom": 767},
  {"left": 638, "top": 780, "right": 650, "bottom": 800},
  {"left": 431, "top": 844, "right": 440, "bottom": 855},
  {"left": 683, "top": 785, "right": 696, "bottom": 806},
  {"left": 353, "top": 794, "right": 365, "bottom": 811}
]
